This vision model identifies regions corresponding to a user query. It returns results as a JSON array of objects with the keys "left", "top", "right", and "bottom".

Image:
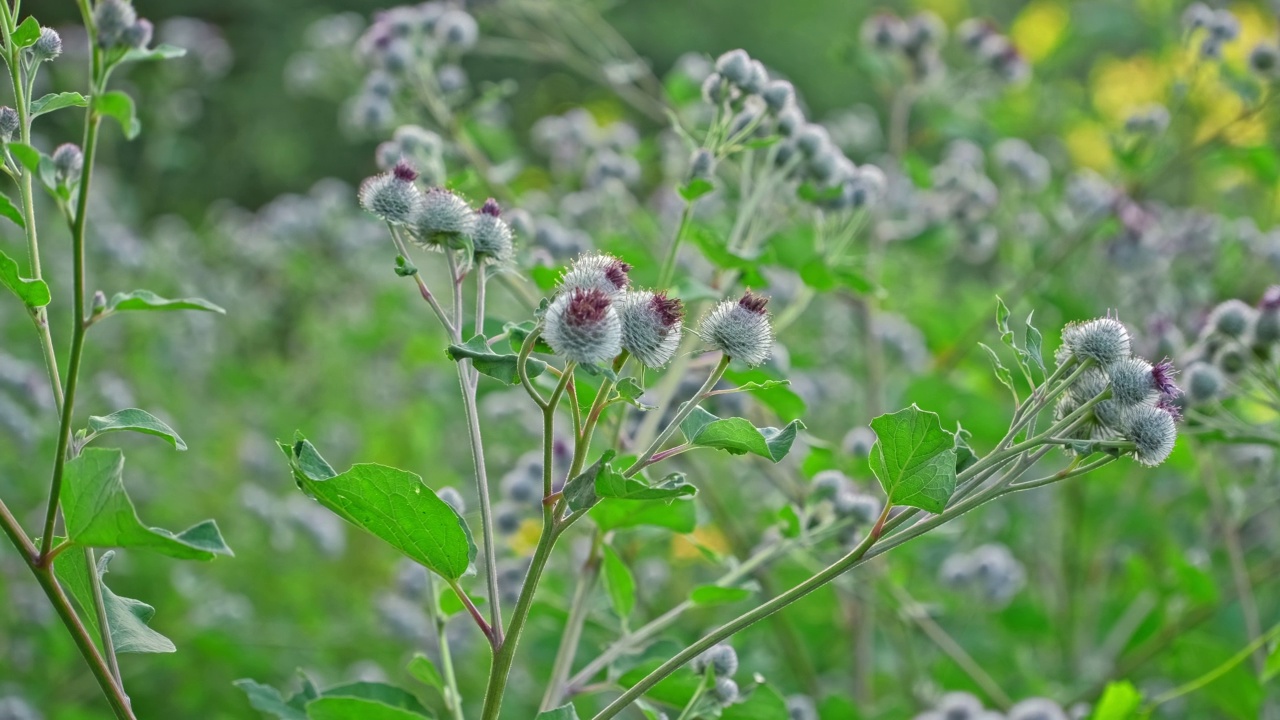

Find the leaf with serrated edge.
[
  {"left": 869, "top": 405, "right": 957, "bottom": 514},
  {"left": 86, "top": 408, "right": 187, "bottom": 450}
]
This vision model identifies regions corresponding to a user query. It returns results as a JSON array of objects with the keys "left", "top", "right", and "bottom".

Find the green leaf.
[
  {"left": 690, "top": 584, "right": 754, "bottom": 606},
  {"left": 1263, "top": 641, "right": 1280, "bottom": 683},
  {"left": 612, "top": 377, "right": 655, "bottom": 410},
  {"left": 0, "top": 191, "right": 24, "bottom": 228},
  {"left": 447, "top": 334, "right": 547, "bottom": 385},
  {"left": 1091, "top": 681, "right": 1143, "bottom": 720},
  {"left": 503, "top": 320, "right": 554, "bottom": 354},
  {"left": 31, "top": 92, "right": 89, "bottom": 118},
  {"left": 54, "top": 550, "right": 176, "bottom": 654},
  {"left": 407, "top": 654, "right": 445, "bottom": 693},
  {"left": 280, "top": 435, "right": 475, "bottom": 581},
  {"left": 94, "top": 91, "right": 141, "bottom": 140},
  {"left": 679, "top": 178, "right": 715, "bottom": 202},
  {"left": 596, "top": 469, "right": 697, "bottom": 502},
  {"left": 995, "top": 296, "right": 1013, "bottom": 347},
  {"left": 320, "top": 682, "right": 431, "bottom": 716},
  {"left": 119, "top": 43, "right": 187, "bottom": 63},
  {"left": 720, "top": 684, "right": 790, "bottom": 720},
  {"left": 305, "top": 697, "right": 427, "bottom": 720},
  {"left": 601, "top": 544, "right": 636, "bottom": 621},
  {"left": 6, "top": 142, "right": 42, "bottom": 173},
  {"left": 62, "top": 448, "right": 233, "bottom": 559},
  {"left": 12, "top": 16, "right": 39, "bottom": 47},
  {"left": 563, "top": 451, "right": 614, "bottom": 512},
  {"left": 86, "top": 408, "right": 187, "bottom": 450},
  {"left": 679, "top": 406, "right": 805, "bottom": 462},
  {"left": 106, "top": 289, "right": 225, "bottom": 314},
  {"left": 591, "top": 495, "right": 696, "bottom": 533},
  {"left": 978, "top": 342, "right": 1015, "bottom": 392},
  {"left": 869, "top": 405, "right": 957, "bottom": 514},
  {"left": 437, "top": 587, "right": 485, "bottom": 617},
  {"left": 235, "top": 680, "right": 308, "bottom": 720},
  {"left": 722, "top": 368, "right": 806, "bottom": 419},
  {"left": 0, "top": 247, "right": 49, "bottom": 307},
  {"left": 535, "top": 705, "right": 580, "bottom": 720},
  {"left": 1025, "top": 311, "right": 1045, "bottom": 375}
]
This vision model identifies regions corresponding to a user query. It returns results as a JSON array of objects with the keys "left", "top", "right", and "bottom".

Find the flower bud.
[
  {"left": 843, "top": 165, "right": 887, "bottom": 208},
  {"left": 936, "top": 692, "right": 984, "bottom": 720},
  {"left": 761, "top": 79, "right": 795, "bottom": 112},
  {"left": 1061, "top": 317, "right": 1131, "bottom": 366},
  {"left": 689, "top": 148, "right": 716, "bottom": 180},
  {"left": 472, "top": 199, "right": 515, "bottom": 264},
  {"left": 1182, "top": 2, "right": 1214, "bottom": 31},
  {"left": 51, "top": 143, "right": 84, "bottom": 185},
  {"left": 834, "top": 490, "right": 882, "bottom": 525},
  {"left": 1209, "top": 9, "right": 1239, "bottom": 40},
  {"left": 795, "top": 124, "right": 830, "bottom": 157},
  {"left": 701, "top": 72, "right": 729, "bottom": 104},
  {"left": 121, "top": 18, "right": 153, "bottom": 50},
  {"left": 1120, "top": 404, "right": 1177, "bottom": 467},
  {"left": 714, "top": 49, "right": 751, "bottom": 86},
  {"left": 691, "top": 643, "right": 738, "bottom": 677},
  {"left": 617, "top": 290, "right": 684, "bottom": 368},
  {"left": 699, "top": 290, "right": 773, "bottom": 367},
  {"left": 91, "top": 290, "right": 107, "bottom": 315},
  {"left": 543, "top": 287, "right": 622, "bottom": 366},
  {"left": 413, "top": 187, "right": 476, "bottom": 247},
  {"left": 861, "top": 12, "right": 907, "bottom": 51},
  {"left": 956, "top": 18, "right": 998, "bottom": 51},
  {"left": 787, "top": 695, "right": 818, "bottom": 720},
  {"left": 94, "top": 0, "right": 137, "bottom": 47},
  {"left": 1124, "top": 105, "right": 1171, "bottom": 135},
  {"left": 437, "top": 486, "right": 466, "bottom": 515},
  {"left": 495, "top": 502, "right": 521, "bottom": 534},
  {"left": 1066, "top": 366, "right": 1110, "bottom": 403},
  {"left": 739, "top": 59, "right": 768, "bottom": 95},
  {"left": 713, "top": 677, "right": 739, "bottom": 705},
  {"left": 1182, "top": 361, "right": 1224, "bottom": 404},
  {"left": 841, "top": 426, "right": 876, "bottom": 457},
  {"left": 1213, "top": 343, "right": 1247, "bottom": 375},
  {"left": 777, "top": 106, "right": 804, "bottom": 137},
  {"left": 358, "top": 161, "right": 424, "bottom": 225},
  {"left": 33, "top": 27, "right": 63, "bottom": 62},
  {"left": 0, "top": 106, "right": 17, "bottom": 141},
  {"left": 906, "top": 12, "right": 947, "bottom": 50},
  {"left": 1206, "top": 299, "right": 1255, "bottom": 338},
  {"left": 434, "top": 9, "right": 478, "bottom": 51},
  {"left": 1249, "top": 42, "right": 1280, "bottom": 79},
  {"left": 809, "top": 469, "right": 849, "bottom": 501},
  {"left": 560, "top": 253, "right": 632, "bottom": 298}
]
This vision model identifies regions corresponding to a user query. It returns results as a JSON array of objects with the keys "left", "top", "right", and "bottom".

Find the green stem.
[
  {"left": 424, "top": 575, "right": 465, "bottom": 720},
  {"left": 85, "top": 547, "right": 121, "bottom": 682},
  {"left": 625, "top": 354, "right": 730, "bottom": 478},
  {"left": 1144, "top": 623, "right": 1280, "bottom": 713},
  {"left": 540, "top": 528, "right": 603, "bottom": 710},
  {"left": 656, "top": 200, "right": 693, "bottom": 289}
]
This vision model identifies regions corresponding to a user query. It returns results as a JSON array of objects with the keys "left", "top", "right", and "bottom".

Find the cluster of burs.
[
  {"left": 1053, "top": 318, "right": 1182, "bottom": 467},
  {"left": 1177, "top": 286, "right": 1280, "bottom": 408},
  {"left": 1182, "top": 2, "right": 1280, "bottom": 76},
  {"left": 860, "top": 10, "right": 1030, "bottom": 84},
  {"left": 913, "top": 691, "right": 1088, "bottom": 720}
]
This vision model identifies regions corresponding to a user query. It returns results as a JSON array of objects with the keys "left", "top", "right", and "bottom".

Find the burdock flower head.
[
  {"left": 94, "top": 0, "right": 137, "bottom": 47},
  {"left": 413, "top": 186, "right": 476, "bottom": 247},
  {"left": 51, "top": 143, "right": 84, "bottom": 185},
  {"left": 698, "top": 290, "right": 773, "bottom": 367},
  {"left": 543, "top": 288, "right": 622, "bottom": 366},
  {"left": 1061, "top": 316, "right": 1131, "bottom": 366},
  {"left": 560, "top": 253, "right": 632, "bottom": 298},
  {"left": 1206, "top": 298, "right": 1256, "bottom": 339},
  {"left": 358, "top": 161, "right": 423, "bottom": 225},
  {"left": 1120, "top": 403, "right": 1178, "bottom": 467},
  {"left": 1107, "top": 357, "right": 1179, "bottom": 406},
  {"left": 33, "top": 28, "right": 63, "bottom": 62},
  {"left": 471, "top": 199, "right": 514, "bottom": 264},
  {"left": 617, "top": 291, "right": 684, "bottom": 368}
]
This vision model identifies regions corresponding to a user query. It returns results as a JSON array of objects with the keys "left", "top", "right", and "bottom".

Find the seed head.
[
  {"left": 413, "top": 187, "right": 476, "bottom": 247},
  {"left": 714, "top": 49, "right": 751, "bottom": 86},
  {"left": 691, "top": 643, "right": 738, "bottom": 677},
  {"left": 0, "top": 106, "right": 17, "bottom": 140},
  {"left": 761, "top": 79, "right": 795, "bottom": 112},
  {"left": 94, "top": 0, "right": 138, "bottom": 47},
  {"left": 437, "top": 486, "right": 466, "bottom": 515},
  {"left": 698, "top": 291, "right": 773, "bottom": 367},
  {"left": 51, "top": 144, "right": 84, "bottom": 185},
  {"left": 713, "top": 677, "right": 739, "bottom": 705},
  {"left": 560, "top": 253, "right": 632, "bottom": 298},
  {"left": 1182, "top": 361, "right": 1224, "bottom": 404},
  {"left": 1206, "top": 299, "right": 1255, "bottom": 338},
  {"left": 33, "top": 27, "right": 63, "bottom": 62},
  {"left": 617, "top": 290, "right": 684, "bottom": 368},
  {"left": 1062, "top": 317, "right": 1132, "bottom": 366},
  {"left": 121, "top": 18, "right": 153, "bottom": 49},
  {"left": 358, "top": 166, "right": 423, "bottom": 225},
  {"left": 1120, "top": 404, "right": 1178, "bottom": 467},
  {"left": 543, "top": 288, "right": 622, "bottom": 366},
  {"left": 472, "top": 199, "right": 515, "bottom": 264},
  {"left": 435, "top": 9, "right": 478, "bottom": 51}
]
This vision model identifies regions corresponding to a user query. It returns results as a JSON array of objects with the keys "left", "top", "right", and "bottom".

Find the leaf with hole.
[
  {"left": 12, "top": 16, "right": 39, "bottom": 46},
  {"left": 869, "top": 405, "right": 957, "bottom": 514}
]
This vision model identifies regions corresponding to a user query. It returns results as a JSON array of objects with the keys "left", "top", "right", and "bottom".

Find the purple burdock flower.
[
  {"left": 480, "top": 198, "right": 502, "bottom": 217},
  {"left": 392, "top": 160, "right": 418, "bottom": 182},
  {"left": 698, "top": 289, "right": 774, "bottom": 367},
  {"left": 1151, "top": 359, "right": 1180, "bottom": 397},
  {"left": 1259, "top": 285, "right": 1280, "bottom": 311},
  {"left": 543, "top": 287, "right": 623, "bottom": 365},
  {"left": 1156, "top": 395, "right": 1183, "bottom": 423},
  {"left": 560, "top": 253, "right": 632, "bottom": 298},
  {"left": 618, "top": 290, "right": 685, "bottom": 368}
]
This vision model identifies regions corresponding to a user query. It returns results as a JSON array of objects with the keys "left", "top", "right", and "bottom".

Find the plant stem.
[
  {"left": 625, "top": 354, "right": 730, "bottom": 478},
  {"left": 85, "top": 547, "right": 121, "bottom": 682},
  {"left": 541, "top": 527, "right": 603, "bottom": 710},
  {"left": 424, "top": 576, "right": 466, "bottom": 720},
  {"left": 656, "top": 200, "right": 693, "bottom": 289},
  {"left": 1144, "top": 622, "right": 1280, "bottom": 712}
]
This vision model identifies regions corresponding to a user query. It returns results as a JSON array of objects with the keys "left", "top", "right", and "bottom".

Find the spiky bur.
[
  {"left": 436, "top": 486, "right": 466, "bottom": 515},
  {"left": 0, "top": 106, "right": 16, "bottom": 141},
  {"left": 698, "top": 291, "right": 774, "bottom": 367},
  {"left": 616, "top": 291, "right": 684, "bottom": 369},
  {"left": 712, "top": 677, "right": 740, "bottom": 705},
  {"left": 1120, "top": 404, "right": 1178, "bottom": 466},
  {"left": 412, "top": 187, "right": 476, "bottom": 248},
  {"left": 691, "top": 643, "right": 738, "bottom": 677},
  {"left": 358, "top": 162, "right": 423, "bottom": 225},
  {"left": 33, "top": 28, "right": 63, "bottom": 62},
  {"left": 543, "top": 288, "right": 622, "bottom": 366},
  {"left": 834, "top": 489, "right": 882, "bottom": 526},
  {"left": 1254, "top": 286, "right": 1280, "bottom": 346},
  {"left": 1206, "top": 299, "right": 1255, "bottom": 339},
  {"left": 472, "top": 199, "right": 515, "bottom": 264},
  {"left": 559, "top": 253, "right": 632, "bottom": 299},
  {"left": 1106, "top": 357, "right": 1179, "bottom": 406},
  {"left": 1060, "top": 317, "right": 1131, "bottom": 366},
  {"left": 714, "top": 49, "right": 751, "bottom": 87},
  {"left": 51, "top": 144, "right": 84, "bottom": 185},
  {"left": 120, "top": 17, "right": 153, "bottom": 49}
]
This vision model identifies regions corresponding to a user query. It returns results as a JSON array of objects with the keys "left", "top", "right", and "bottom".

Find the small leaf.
[
  {"left": 1025, "top": 311, "right": 1045, "bottom": 375},
  {"left": 0, "top": 192, "right": 25, "bottom": 228},
  {"left": 0, "top": 247, "right": 50, "bottom": 307},
  {"left": 679, "top": 178, "right": 715, "bottom": 202},
  {"left": 447, "top": 335, "right": 547, "bottom": 385},
  {"left": 280, "top": 435, "right": 476, "bottom": 581},
  {"left": 235, "top": 680, "right": 308, "bottom": 720},
  {"left": 12, "top": 16, "right": 40, "bottom": 47},
  {"left": 6, "top": 143, "right": 42, "bottom": 173},
  {"left": 94, "top": 91, "right": 141, "bottom": 140},
  {"left": 407, "top": 654, "right": 444, "bottom": 692},
  {"left": 679, "top": 406, "right": 805, "bottom": 462},
  {"left": 1264, "top": 640, "right": 1280, "bottom": 683},
  {"left": 119, "top": 43, "right": 187, "bottom": 63},
  {"left": 1091, "top": 681, "right": 1143, "bottom": 720},
  {"left": 536, "top": 705, "right": 580, "bottom": 720},
  {"left": 591, "top": 495, "right": 696, "bottom": 533},
  {"left": 503, "top": 320, "right": 553, "bottom": 354},
  {"left": 601, "top": 544, "right": 636, "bottom": 621},
  {"left": 723, "top": 368, "right": 806, "bottom": 419},
  {"left": 305, "top": 697, "right": 427, "bottom": 720},
  {"left": 437, "top": 587, "right": 486, "bottom": 617},
  {"left": 612, "top": 377, "right": 655, "bottom": 410},
  {"left": 995, "top": 296, "right": 1013, "bottom": 346},
  {"left": 563, "top": 451, "right": 614, "bottom": 512},
  {"left": 978, "top": 342, "right": 1015, "bottom": 392},
  {"left": 86, "top": 408, "right": 187, "bottom": 450},
  {"left": 320, "top": 682, "right": 432, "bottom": 716},
  {"left": 31, "top": 92, "right": 89, "bottom": 118},
  {"left": 106, "top": 289, "right": 225, "bottom": 314},
  {"left": 690, "top": 584, "right": 754, "bottom": 606},
  {"left": 62, "top": 448, "right": 233, "bottom": 560},
  {"left": 54, "top": 550, "right": 176, "bottom": 654},
  {"left": 596, "top": 468, "right": 697, "bottom": 502},
  {"left": 720, "top": 684, "right": 790, "bottom": 720},
  {"left": 869, "top": 405, "right": 957, "bottom": 514}
]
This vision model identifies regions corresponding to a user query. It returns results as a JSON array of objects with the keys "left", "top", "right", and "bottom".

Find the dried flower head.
[
  {"left": 358, "top": 162, "right": 424, "bottom": 225},
  {"left": 472, "top": 199, "right": 515, "bottom": 264},
  {"left": 698, "top": 291, "right": 774, "bottom": 367},
  {"left": 1061, "top": 317, "right": 1132, "bottom": 366},
  {"left": 617, "top": 291, "right": 684, "bottom": 368},
  {"left": 413, "top": 187, "right": 476, "bottom": 247},
  {"left": 560, "top": 253, "right": 632, "bottom": 298},
  {"left": 543, "top": 288, "right": 622, "bottom": 366}
]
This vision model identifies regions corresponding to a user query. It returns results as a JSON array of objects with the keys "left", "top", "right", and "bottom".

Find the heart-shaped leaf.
[{"left": 869, "top": 405, "right": 957, "bottom": 513}]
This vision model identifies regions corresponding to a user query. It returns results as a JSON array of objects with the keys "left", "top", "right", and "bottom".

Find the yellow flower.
[
  {"left": 1065, "top": 120, "right": 1115, "bottom": 171},
  {"left": 1011, "top": 0, "right": 1070, "bottom": 64}
]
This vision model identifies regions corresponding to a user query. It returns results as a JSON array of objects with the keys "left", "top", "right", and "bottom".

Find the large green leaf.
[
  {"left": 601, "top": 544, "right": 635, "bottom": 621},
  {"left": 61, "top": 448, "right": 233, "bottom": 559},
  {"left": 54, "top": 550, "right": 176, "bottom": 654},
  {"left": 105, "top": 289, "right": 225, "bottom": 314},
  {"left": 536, "top": 705, "right": 580, "bottom": 719},
  {"left": 447, "top": 334, "right": 547, "bottom": 385},
  {"left": 305, "top": 697, "right": 428, "bottom": 720},
  {"left": 280, "top": 435, "right": 475, "bottom": 581},
  {"left": 591, "top": 495, "right": 696, "bottom": 533},
  {"left": 679, "top": 406, "right": 804, "bottom": 462},
  {"left": 85, "top": 408, "right": 187, "bottom": 450},
  {"left": 868, "top": 405, "right": 957, "bottom": 513},
  {"left": 31, "top": 91, "right": 89, "bottom": 118},
  {"left": 0, "top": 247, "right": 50, "bottom": 307}
]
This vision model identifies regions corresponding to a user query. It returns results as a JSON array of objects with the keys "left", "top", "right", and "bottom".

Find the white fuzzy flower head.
[
  {"left": 560, "top": 253, "right": 632, "bottom": 298},
  {"left": 357, "top": 161, "right": 423, "bottom": 225},
  {"left": 714, "top": 49, "right": 751, "bottom": 86},
  {"left": 33, "top": 28, "right": 63, "bottom": 62},
  {"left": 543, "top": 288, "right": 622, "bottom": 366},
  {"left": 434, "top": 9, "right": 478, "bottom": 51},
  {"left": 413, "top": 186, "right": 476, "bottom": 248},
  {"left": 713, "top": 677, "right": 739, "bottom": 705},
  {"left": 1120, "top": 403, "right": 1178, "bottom": 467},
  {"left": 1067, "top": 366, "right": 1110, "bottom": 403},
  {"left": 1061, "top": 317, "right": 1131, "bottom": 366},
  {"left": 617, "top": 291, "right": 685, "bottom": 368},
  {"left": 691, "top": 643, "right": 738, "bottom": 677},
  {"left": 1206, "top": 299, "right": 1255, "bottom": 339},
  {"left": 1106, "top": 357, "right": 1165, "bottom": 406},
  {"left": 472, "top": 199, "right": 515, "bottom": 264},
  {"left": 699, "top": 290, "right": 774, "bottom": 367},
  {"left": 436, "top": 486, "right": 466, "bottom": 515},
  {"left": 1182, "top": 361, "right": 1224, "bottom": 404},
  {"left": 94, "top": 0, "right": 137, "bottom": 47}
]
